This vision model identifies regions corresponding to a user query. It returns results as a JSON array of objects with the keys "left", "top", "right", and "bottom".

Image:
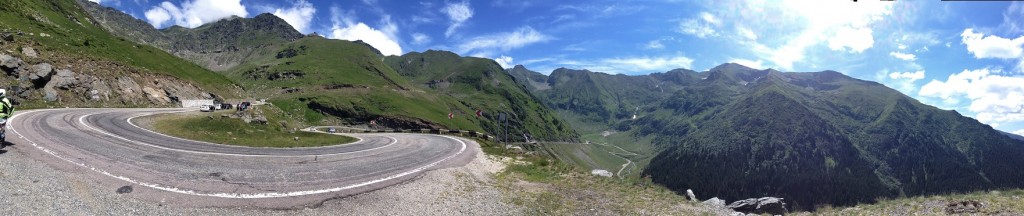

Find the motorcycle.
[{"left": 0, "top": 118, "right": 7, "bottom": 144}]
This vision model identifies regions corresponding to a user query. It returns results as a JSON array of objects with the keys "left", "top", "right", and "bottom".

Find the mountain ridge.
[{"left": 510, "top": 63, "right": 1024, "bottom": 210}]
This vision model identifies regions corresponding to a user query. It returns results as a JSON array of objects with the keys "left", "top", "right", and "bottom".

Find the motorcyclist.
[
  {"left": 0, "top": 89, "right": 12, "bottom": 142},
  {"left": 0, "top": 89, "right": 12, "bottom": 119}
]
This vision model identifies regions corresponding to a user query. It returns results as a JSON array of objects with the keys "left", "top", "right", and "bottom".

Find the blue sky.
[{"left": 92, "top": 0, "right": 1024, "bottom": 135}]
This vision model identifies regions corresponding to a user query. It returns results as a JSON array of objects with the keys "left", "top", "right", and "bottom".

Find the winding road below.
[{"left": 6, "top": 108, "right": 479, "bottom": 208}]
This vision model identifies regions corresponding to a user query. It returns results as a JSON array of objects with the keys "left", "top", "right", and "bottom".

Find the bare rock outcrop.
[{"left": 726, "top": 197, "right": 787, "bottom": 215}]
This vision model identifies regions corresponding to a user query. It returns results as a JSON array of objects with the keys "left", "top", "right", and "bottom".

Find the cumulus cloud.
[
  {"left": 442, "top": 1, "right": 473, "bottom": 38},
  {"left": 143, "top": 0, "right": 248, "bottom": 28},
  {"left": 889, "top": 51, "right": 917, "bottom": 61},
  {"left": 494, "top": 55, "right": 514, "bottom": 68},
  {"left": 827, "top": 26, "right": 874, "bottom": 53},
  {"left": 727, "top": 0, "right": 891, "bottom": 70},
  {"left": 328, "top": 7, "right": 402, "bottom": 56},
  {"left": 272, "top": 0, "right": 316, "bottom": 33},
  {"left": 330, "top": 23, "right": 402, "bottom": 56},
  {"left": 961, "top": 28, "right": 1024, "bottom": 59},
  {"left": 457, "top": 26, "right": 551, "bottom": 55},
  {"left": 679, "top": 12, "right": 720, "bottom": 38},
  {"left": 888, "top": 70, "right": 924, "bottom": 81},
  {"left": 919, "top": 68, "right": 1024, "bottom": 126}
]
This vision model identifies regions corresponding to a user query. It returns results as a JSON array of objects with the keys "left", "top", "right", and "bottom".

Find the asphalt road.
[{"left": 5, "top": 108, "right": 478, "bottom": 208}]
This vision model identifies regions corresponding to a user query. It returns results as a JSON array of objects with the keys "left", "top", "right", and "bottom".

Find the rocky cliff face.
[{"left": 1, "top": 38, "right": 214, "bottom": 107}]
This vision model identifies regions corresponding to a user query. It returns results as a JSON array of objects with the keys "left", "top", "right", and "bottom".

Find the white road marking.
[
  {"left": 123, "top": 111, "right": 367, "bottom": 150},
  {"left": 10, "top": 109, "right": 469, "bottom": 198},
  {"left": 76, "top": 112, "right": 393, "bottom": 157}
]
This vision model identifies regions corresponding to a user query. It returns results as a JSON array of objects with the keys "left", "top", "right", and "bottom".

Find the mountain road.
[{"left": 3, "top": 108, "right": 479, "bottom": 208}]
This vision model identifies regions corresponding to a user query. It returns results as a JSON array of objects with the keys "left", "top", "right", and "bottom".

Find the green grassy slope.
[
  {"left": 516, "top": 63, "right": 1024, "bottom": 211},
  {"left": 0, "top": 0, "right": 237, "bottom": 97},
  {"left": 384, "top": 50, "right": 578, "bottom": 141}
]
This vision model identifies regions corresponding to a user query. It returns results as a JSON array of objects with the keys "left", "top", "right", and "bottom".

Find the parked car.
[
  {"left": 238, "top": 102, "right": 251, "bottom": 111},
  {"left": 221, "top": 103, "right": 233, "bottom": 110},
  {"left": 327, "top": 127, "right": 337, "bottom": 133},
  {"left": 199, "top": 105, "right": 214, "bottom": 112}
]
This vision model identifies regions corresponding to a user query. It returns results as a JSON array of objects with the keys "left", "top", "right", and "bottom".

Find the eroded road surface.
[{"left": 5, "top": 108, "right": 478, "bottom": 208}]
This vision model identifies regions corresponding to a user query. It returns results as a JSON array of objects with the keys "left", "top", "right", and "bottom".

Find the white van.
[{"left": 200, "top": 105, "right": 214, "bottom": 112}]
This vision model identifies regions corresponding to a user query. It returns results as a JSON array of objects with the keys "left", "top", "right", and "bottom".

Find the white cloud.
[
  {"left": 411, "top": 33, "right": 431, "bottom": 45},
  {"left": 327, "top": 6, "right": 402, "bottom": 56},
  {"left": 330, "top": 23, "right": 402, "bottom": 56},
  {"left": 961, "top": 28, "right": 1024, "bottom": 59},
  {"left": 919, "top": 68, "right": 1024, "bottom": 126},
  {"left": 89, "top": 0, "right": 100, "bottom": 3},
  {"left": 678, "top": 12, "right": 720, "bottom": 38},
  {"left": 889, "top": 51, "right": 917, "bottom": 61},
  {"left": 645, "top": 40, "right": 664, "bottom": 49},
  {"left": 888, "top": 70, "right": 924, "bottom": 81},
  {"left": 272, "top": 0, "right": 316, "bottom": 33},
  {"left": 737, "top": 26, "right": 758, "bottom": 41},
  {"left": 457, "top": 26, "right": 551, "bottom": 55},
  {"left": 729, "top": 59, "right": 765, "bottom": 69},
  {"left": 442, "top": 1, "right": 473, "bottom": 38},
  {"left": 1014, "top": 129, "right": 1024, "bottom": 137},
  {"left": 556, "top": 55, "right": 693, "bottom": 74},
  {"left": 827, "top": 26, "right": 874, "bottom": 53},
  {"left": 494, "top": 55, "right": 514, "bottom": 68},
  {"left": 143, "top": 0, "right": 248, "bottom": 28},
  {"left": 725, "top": 0, "right": 891, "bottom": 70}
]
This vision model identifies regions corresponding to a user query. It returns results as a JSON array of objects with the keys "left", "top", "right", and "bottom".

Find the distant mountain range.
[
  {"left": 19, "top": 0, "right": 1024, "bottom": 211},
  {"left": 76, "top": 0, "right": 577, "bottom": 141},
  {"left": 511, "top": 63, "right": 1024, "bottom": 210}
]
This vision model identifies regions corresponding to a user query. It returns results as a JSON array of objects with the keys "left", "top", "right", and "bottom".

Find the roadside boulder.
[
  {"left": 50, "top": 69, "right": 77, "bottom": 89},
  {"left": 253, "top": 115, "right": 268, "bottom": 124},
  {"left": 703, "top": 197, "right": 727, "bottom": 209},
  {"left": 726, "top": 197, "right": 787, "bottom": 215},
  {"left": 42, "top": 86, "right": 58, "bottom": 101},
  {"left": 0, "top": 54, "right": 22, "bottom": 69},
  {"left": 29, "top": 63, "right": 53, "bottom": 81},
  {"left": 1, "top": 33, "right": 13, "bottom": 42},
  {"left": 686, "top": 189, "right": 697, "bottom": 202}
]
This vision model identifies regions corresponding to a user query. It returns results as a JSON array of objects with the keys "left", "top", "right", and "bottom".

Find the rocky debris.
[
  {"left": 726, "top": 197, "right": 787, "bottom": 215},
  {"left": 115, "top": 76, "right": 145, "bottom": 102},
  {"left": 703, "top": 197, "right": 727, "bottom": 209},
  {"left": 142, "top": 86, "right": 171, "bottom": 104},
  {"left": 231, "top": 111, "right": 268, "bottom": 124},
  {"left": 590, "top": 169, "right": 613, "bottom": 177},
  {"left": 30, "top": 63, "right": 53, "bottom": 81},
  {"left": 50, "top": 69, "right": 77, "bottom": 89},
  {"left": 1, "top": 33, "right": 13, "bottom": 42},
  {"left": 687, "top": 189, "right": 697, "bottom": 202},
  {"left": 0, "top": 54, "right": 24, "bottom": 76},
  {"left": 21, "top": 46, "right": 37, "bottom": 58},
  {"left": 946, "top": 200, "right": 983, "bottom": 214}
]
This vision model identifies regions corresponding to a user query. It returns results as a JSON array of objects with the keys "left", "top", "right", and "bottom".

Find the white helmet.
[{"left": 0, "top": 89, "right": 6, "bottom": 97}]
